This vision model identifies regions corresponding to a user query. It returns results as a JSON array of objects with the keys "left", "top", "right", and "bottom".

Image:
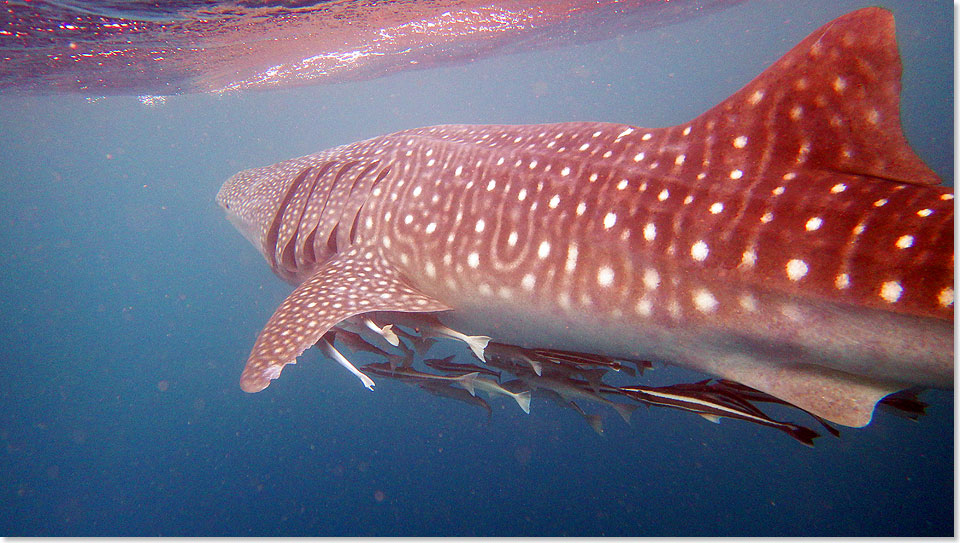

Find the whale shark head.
[
  {"left": 217, "top": 163, "right": 288, "bottom": 256},
  {"left": 217, "top": 148, "right": 391, "bottom": 283}
]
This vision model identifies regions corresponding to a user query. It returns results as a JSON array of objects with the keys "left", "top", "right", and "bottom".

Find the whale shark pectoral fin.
[{"left": 239, "top": 246, "right": 451, "bottom": 393}]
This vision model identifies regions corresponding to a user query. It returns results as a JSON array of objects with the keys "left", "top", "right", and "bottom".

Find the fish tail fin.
[
  {"left": 379, "top": 324, "right": 400, "bottom": 346},
  {"left": 784, "top": 424, "right": 820, "bottom": 448},
  {"left": 514, "top": 390, "right": 532, "bottom": 414},
  {"left": 698, "top": 413, "right": 722, "bottom": 424},
  {"left": 524, "top": 355, "right": 543, "bottom": 376},
  {"left": 464, "top": 335, "right": 491, "bottom": 363},
  {"left": 415, "top": 337, "right": 438, "bottom": 355},
  {"left": 585, "top": 414, "right": 604, "bottom": 436},
  {"left": 612, "top": 402, "right": 638, "bottom": 425},
  {"left": 458, "top": 372, "right": 479, "bottom": 397},
  {"left": 387, "top": 353, "right": 402, "bottom": 370},
  {"left": 691, "top": 7, "right": 938, "bottom": 186}
]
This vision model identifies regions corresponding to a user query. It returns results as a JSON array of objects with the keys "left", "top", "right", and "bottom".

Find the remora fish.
[
  {"left": 361, "top": 362, "right": 480, "bottom": 396},
  {"left": 424, "top": 355, "right": 503, "bottom": 381},
  {"left": 217, "top": 8, "right": 953, "bottom": 428}
]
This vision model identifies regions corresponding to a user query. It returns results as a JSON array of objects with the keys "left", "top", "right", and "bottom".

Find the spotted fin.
[
  {"left": 692, "top": 6, "right": 938, "bottom": 186},
  {"left": 239, "top": 246, "right": 450, "bottom": 393}
]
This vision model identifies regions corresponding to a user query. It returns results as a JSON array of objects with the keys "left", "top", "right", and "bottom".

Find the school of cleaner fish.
[{"left": 217, "top": 8, "right": 953, "bottom": 444}]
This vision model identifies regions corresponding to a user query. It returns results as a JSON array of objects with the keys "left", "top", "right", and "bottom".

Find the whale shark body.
[{"left": 217, "top": 8, "right": 953, "bottom": 428}]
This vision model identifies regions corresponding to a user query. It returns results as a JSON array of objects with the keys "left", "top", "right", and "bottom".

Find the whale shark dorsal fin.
[
  {"left": 239, "top": 246, "right": 450, "bottom": 393},
  {"left": 682, "top": 7, "right": 939, "bottom": 187}
]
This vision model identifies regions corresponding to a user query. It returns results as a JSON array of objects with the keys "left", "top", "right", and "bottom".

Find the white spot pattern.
[
  {"left": 538, "top": 240, "right": 551, "bottom": 259},
  {"left": 691, "top": 241, "right": 709, "bottom": 262},
  {"left": 786, "top": 259, "right": 808, "bottom": 281},
  {"left": 597, "top": 266, "right": 615, "bottom": 287},
  {"left": 219, "top": 110, "right": 954, "bottom": 395},
  {"left": 643, "top": 269, "right": 660, "bottom": 290},
  {"left": 521, "top": 274, "right": 536, "bottom": 291},
  {"left": 880, "top": 281, "right": 902, "bottom": 303},
  {"left": 835, "top": 273, "right": 850, "bottom": 289},
  {"left": 603, "top": 213, "right": 617, "bottom": 229},
  {"left": 643, "top": 223, "right": 656, "bottom": 241},
  {"left": 939, "top": 287, "right": 954, "bottom": 307},
  {"left": 693, "top": 290, "right": 718, "bottom": 313},
  {"left": 805, "top": 217, "right": 823, "bottom": 231},
  {"left": 895, "top": 235, "right": 914, "bottom": 249}
]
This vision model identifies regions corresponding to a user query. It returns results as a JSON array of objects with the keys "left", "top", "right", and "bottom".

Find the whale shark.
[{"left": 217, "top": 8, "right": 953, "bottom": 428}]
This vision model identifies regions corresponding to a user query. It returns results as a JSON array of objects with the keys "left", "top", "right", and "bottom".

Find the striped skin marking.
[
  {"left": 565, "top": 245, "right": 578, "bottom": 272},
  {"left": 217, "top": 8, "right": 952, "bottom": 429}
]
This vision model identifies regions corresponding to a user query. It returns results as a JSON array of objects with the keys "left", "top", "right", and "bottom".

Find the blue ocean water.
[{"left": 0, "top": 0, "right": 953, "bottom": 536}]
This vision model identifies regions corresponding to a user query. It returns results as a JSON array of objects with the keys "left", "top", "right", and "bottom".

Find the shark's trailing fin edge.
[
  {"left": 239, "top": 246, "right": 450, "bottom": 393},
  {"left": 719, "top": 357, "right": 906, "bottom": 428},
  {"left": 688, "top": 7, "right": 939, "bottom": 187}
]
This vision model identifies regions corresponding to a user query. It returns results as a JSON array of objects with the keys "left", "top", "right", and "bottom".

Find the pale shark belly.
[
  {"left": 433, "top": 281, "right": 952, "bottom": 387},
  {"left": 425, "top": 274, "right": 951, "bottom": 428}
]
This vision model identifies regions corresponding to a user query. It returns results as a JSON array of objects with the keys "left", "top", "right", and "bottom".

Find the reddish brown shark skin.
[{"left": 218, "top": 8, "right": 953, "bottom": 427}]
